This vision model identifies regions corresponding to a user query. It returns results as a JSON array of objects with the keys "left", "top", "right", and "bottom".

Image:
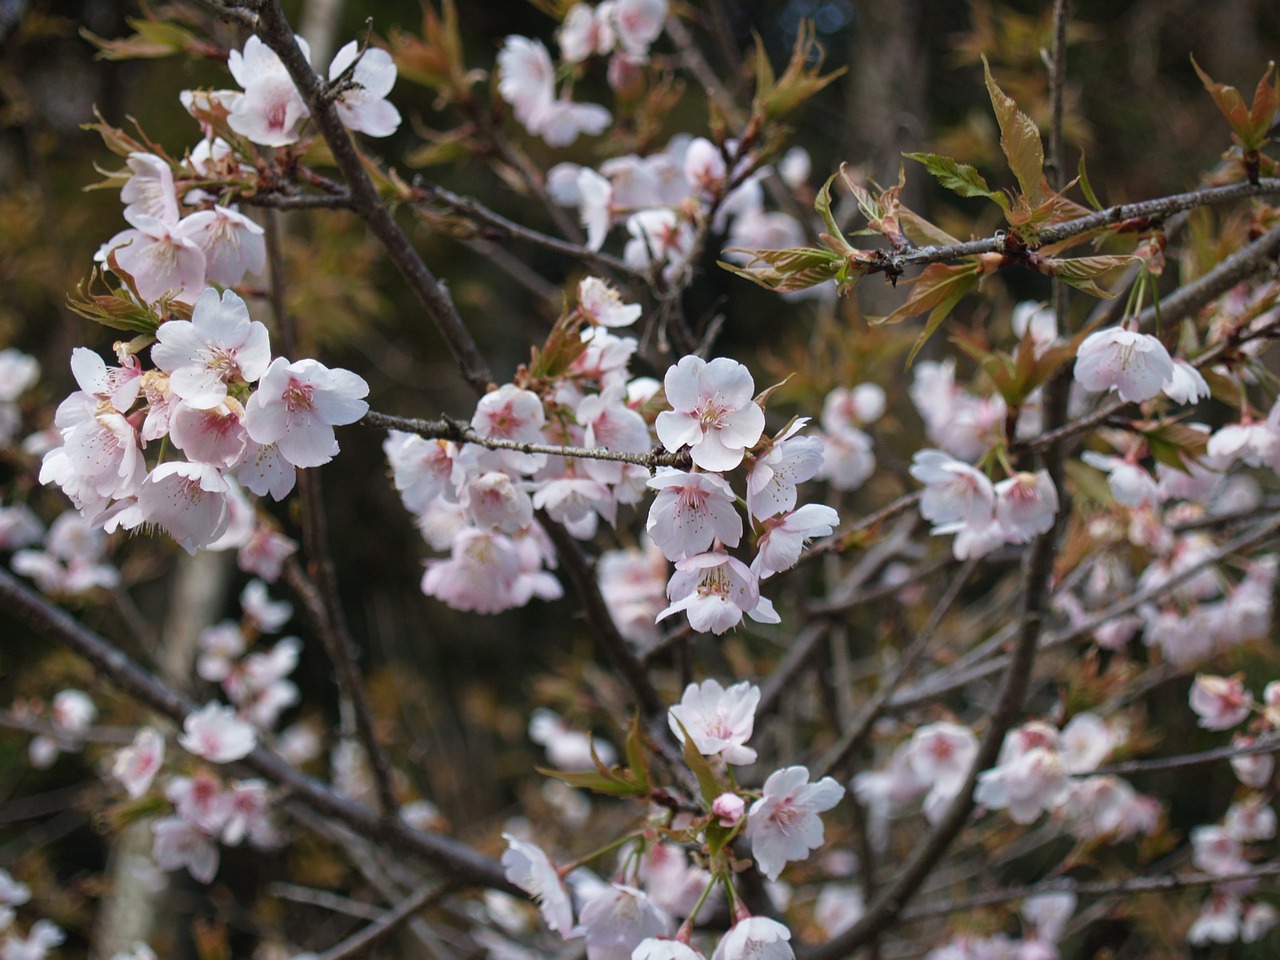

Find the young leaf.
[
  {"left": 623, "top": 713, "right": 650, "bottom": 795},
  {"left": 1077, "top": 153, "right": 1104, "bottom": 211},
  {"left": 673, "top": 718, "right": 725, "bottom": 807},
  {"left": 903, "top": 152, "right": 1009, "bottom": 209},
  {"left": 1042, "top": 254, "right": 1137, "bottom": 298},
  {"left": 753, "top": 21, "right": 847, "bottom": 122},
  {"left": 982, "top": 56, "right": 1046, "bottom": 206},
  {"left": 535, "top": 766, "right": 647, "bottom": 798},
  {"left": 815, "top": 170, "right": 853, "bottom": 253},
  {"left": 873, "top": 262, "right": 979, "bottom": 328},
  {"left": 1191, "top": 56, "right": 1279, "bottom": 151},
  {"left": 719, "top": 246, "right": 856, "bottom": 294}
]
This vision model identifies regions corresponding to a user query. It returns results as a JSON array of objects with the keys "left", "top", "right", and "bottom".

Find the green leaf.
[
  {"left": 719, "top": 246, "right": 857, "bottom": 294},
  {"left": 752, "top": 21, "right": 847, "bottom": 122},
  {"left": 814, "top": 170, "right": 852, "bottom": 252},
  {"left": 874, "top": 262, "right": 979, "bottom": 365},
  {"left": 1141, "top": 420, "right": 1209, "bottom": 472},
  {"left": 1077, "top": 152, "right": 1103, "bottom": 211},
  {"left": 81, "top": 17, "right": 196, "bottom": 61},
  {"left": 535, "top": 766, "right": 647, "bottom": 798},
  {"left": 623, "top": 713, "right": 649, "bottom": 795},
  {"left": 982, "top": 56, "right": 1046, "bottom": 206},
  {"left": 673, "top": 719, "right": 725, "bottom": 806},
  {"left": 903, "top": 152, "right": 1009, "bottom": 209},
  {"left": 1044, "top": 254, "right": 1137, "bottom": 298}
]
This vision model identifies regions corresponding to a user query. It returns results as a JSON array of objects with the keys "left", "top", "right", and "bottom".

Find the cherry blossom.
[
  {"left": 470, "top": 384, "right": 547, "bottom": 473},
  {"left": 747, "top": 422, "right": 826, "bottom": 520},
  {"left": 713, "top": 792, "right": 746, "bottom": 826},
  {"left": 667, "top": 678, "right": 761, "bottom": 765},
  {"left": 244, "top": 358, "right": 369, "bottom": 469},
  {"left": 911, "top": 450, "right": 996, "bottom": 528},
  {"left": 1073, "top": 326, "right": 1174, "bottom": 403},
  {"left": 655, "top": 356, "right": 765, "bottom": 471},
  {"left": 328, "top": 41, "right": 401, "bottom": 137},
  {"left": 226, "top": 35, "right": 311, "bottom": 147},
  {"left": 578, "top": 277, "right": 641, "bottom": 328},
  {"left": 633, "top": 939, "right": 705, "bottom": 960},
  {"left": 120, "top": 461, "right": 231, "bottom": 554},
  {"left": 657, "top": 551, "right": 776, "bottom": 635},
  {"left": 151, "top": 816, "right": 219, "bottom": 883},
  {"left": 177, "top": 702, "right": 256, "bottom": 763},
  {"left": 1189, "top": 674, "right": 1252, "bottom": 730},
  {"left": 176, "top": 206, "right": 266, "bottom": 288},
  {"left": 746, "top": 765, "right": 843, "bottom": 880},
  {"left": 528, "top": 708, "right": 616, "bottom": 770},
  {"left": 578, "top": 884, "right": 671, "bottom": 960},
  {"left": 710, "top": 917, "right": 794, "bottom": 960},
  {"left": 993, "top": 471, "right": 1059, "bottom": 541},
  {"left": 112, "top": 727, "right": 165, "bottom": 798},
  {"left": 751, "top": 504, "right": 839, "bottom": 579},
  {"left": 501, "top": 834, "right": 574, "bottom": 936},
  {"left": 558, "top": 4, "right": 616, "bottom": 63},
  {"left": 645, "top": 470, "right": 742, "bottom": 561},
  {"left": 101, "top": 213, "right": 207, "bottom": 304}
]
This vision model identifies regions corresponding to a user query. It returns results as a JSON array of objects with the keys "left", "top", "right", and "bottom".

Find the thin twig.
[
  {"left": 316, "top": 883, "right": 452, "bottom": 960},
  {"left": 362, "top": 411, "right": 692, "bottom": 470},
  {"left": 901, "top": 861, "right": 1280, "bottom": 921}
]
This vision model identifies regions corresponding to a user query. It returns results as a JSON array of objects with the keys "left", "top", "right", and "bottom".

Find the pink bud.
[{"left": 713, "top": 792, "right": 745, "bottom": 827}]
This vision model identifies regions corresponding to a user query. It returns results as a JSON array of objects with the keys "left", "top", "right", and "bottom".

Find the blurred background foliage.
[{"left": 1, "top": 0, "right": 1279, "bottom": 957}]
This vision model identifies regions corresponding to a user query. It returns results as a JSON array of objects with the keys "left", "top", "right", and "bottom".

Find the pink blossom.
[
  {"left": 1224, "top": 796, "right": 1276, "bottom": 842},
  {"left": 646, "top": 469, "right": 742, "bottom": 561},
  {"left": 121, "top": 152, "right": 179, "bottom": 225},
  {"left": 236, "top": 525, "right": 297, "bottom": 582},
  {"left": 153, "top": 289, "right": 271, "bottom": 409},
  {"left": 1189, "top": 674, "right": 1252, "bottom": 730},
  {"left": 169, "top": 401, "right": 248, "bottom": 468},
  {"left": 1191, "top": 825, "right": 1249, "bottom": 875},
  {"left": 624, "top": 209, "right": 695, "bottom": 284},
  {"left": 177, "top": 206, "right": 266, "bottom": 287},
  {"left": 752, "top": 504, "right": 839, "bottom": 579},
  {"left": 102, "top": 214, "right": 207, "bottom": 304},
  {"left": 714, "top": 792, "right": 746, "bottom": 826},
  {"left": 422, "top": 528, "right": 524, "bottom": 614},
  {"left": 226, "top": 35, "right": 311, "bottom": 147},
  {"left": 974, "top": 746, "right": 1067, "bottom": 824},
  {"left": 815, "top": 425, "right": 875, "bottom": 491},
  {"left": 234, "top": 438, "right": 297, "bottom": 501},
  {"left": 667, "top": 678, "right": 761, "bottom": 765},
  {"left": 822, "top": 384, "right": 886, "bottom": 432},
  {"left": 1162, "top": 359, "right": 1211, "bottom": 404},
  {"left": 244, "top": 357, "right": 369, "bottom": 468},
  {"left": 579, "top": 277, "right": 641, "bottom": 328},
  {"left": 528, "top": 708, "right": 616, "bottom": 770},
  {"left": 597, "top": 541, "right": 668, "bottom": 647},
  {"left": 501, "top": 834, "right": 574, "bottom": 936},
  {"left": 559, "top": 4, "right": 616, "bottom": 63},
  {"left": 633, "top": 939, "right": 706, "bottom": 960},
  {"left": 178, "top": 702, "right": 257, "bottom": 763},
  {"left": 462, "top": 471, "right": 535, "bottom": 534},
  {"left": 655, "top": 356, "right": 765, "bottom": 471},
  {"left": 328, "top": 42, "right": 401, "bottom": 137},
  {"left": 152, "top": 816, "right": 219, "bottom": 883},
  {"left": 910, "top": 449, "right": 996, "bottom": 528},
  {"left": 710, "top": 917, "right": 794, "bottom": 960},
  {"left": 994, "top": 471, "right": 1059, "bottom": 541},
  {"left": 657, "top": 551, "right": 775, "bottom": 635},
  {"left": 384, "top": 431, "right": 461, "bottom": 514},
  {"left": 610, "top": 0, "right": 668, "bottom": 56},
  {"left": 52, "top": 689, "right": 96, "bottom": 735},
  {"left": 112, "top": 727, "right": 165, "bottom": 798},
  {"left": 471, "top": 384, "right": 547, "bottom": 473},
  {"left": 578, "top": 884, "right": 671, "bottom": 960},
  {"left": 121, "top": 461, "right": 230, "bottom": 554},
  {"left": 1073, "top": 327, "right": 1174, "bottom": 403},
  {"left": 745, "top": 765, "right": 843, "bottom": 880},
  {"left": 747, "top": 423, "right": 826, "bottom": 520}
]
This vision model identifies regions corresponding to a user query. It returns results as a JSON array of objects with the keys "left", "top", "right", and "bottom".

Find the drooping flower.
[
  {"left": 500, "top": 834, "right": 574, "bottom": 936},
  {"left": 745, "top": 766, "right": 844, "bottom": 880},
  {"left": 710, "top": 917, "right": 794, "bottom": 960},
  {"left": 751, "top": 504, "right": 839, "bottom": 579},
  {"left": 578, "top": 883, "right": 671, "bottom": 960},
  {"left": 645, "top": 470, "right": 742, "bottom": 561},
  {"left": 1073, "top": 327, "right": 1173, "bottom": 403},
  {"left": 657, "top": 552, "right": 776, "bottom": 635}
]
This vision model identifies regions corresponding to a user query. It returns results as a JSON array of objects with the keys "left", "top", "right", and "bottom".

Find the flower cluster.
[
  {"left": 39, "top": 289, "right": 366, "bottom": 555},
  {"left": 499, "top": 679, "right": 843, "bottom": 960}
]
